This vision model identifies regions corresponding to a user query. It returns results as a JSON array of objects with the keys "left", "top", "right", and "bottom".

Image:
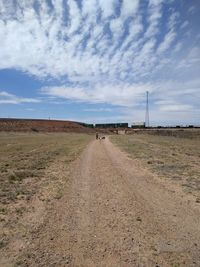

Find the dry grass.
[
  {"left": 0, "top": 132, "right": 92, "bottom": 253},
  {"left": 0, "top": 133, "right": 92, "bottom": 203},
  {"left": 111, "top": 131, "right": 200, "bottom": 198}
]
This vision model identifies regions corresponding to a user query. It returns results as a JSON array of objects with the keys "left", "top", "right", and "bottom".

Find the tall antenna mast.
[{"left": 145, "top": 91, "right": 149, "bottom": 127}]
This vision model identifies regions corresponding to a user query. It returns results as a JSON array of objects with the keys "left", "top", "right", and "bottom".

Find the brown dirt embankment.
[{"left": 0, "top": 118, "right": 94, "bottom": 133}]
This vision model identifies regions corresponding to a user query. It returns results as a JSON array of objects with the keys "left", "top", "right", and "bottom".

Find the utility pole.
[{"left": 145, "top": 91, "right": 149, "bottom": 128}]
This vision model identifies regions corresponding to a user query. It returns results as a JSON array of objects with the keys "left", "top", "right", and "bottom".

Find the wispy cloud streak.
[{"left": 0, "top": 91, "right": 41, "bottom": 104}]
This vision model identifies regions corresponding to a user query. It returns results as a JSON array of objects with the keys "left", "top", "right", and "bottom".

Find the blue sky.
[{"left": 0, "top": 0, "right": 200, "bottom": 125}]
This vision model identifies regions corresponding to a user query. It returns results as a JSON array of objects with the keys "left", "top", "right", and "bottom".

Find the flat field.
[
  {"left": 0, "top": 132, "right": 92, "bottom": 265},
  {"left": 111, "top": 131, "right": 200, "bottom": 199},
  {"left": 1, "top": 131, "right": 200, "bottom": 267}
]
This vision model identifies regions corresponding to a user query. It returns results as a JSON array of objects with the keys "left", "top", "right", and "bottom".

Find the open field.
[
  {"left": 0, "top": 133, "right": 93, "bottom": 266},
  {"left": 111, "top": 132, "right": 200, "bottom": 200},
  {"left": 1, "top": 131, "right": 200, "bottom": 266},
  {"left": 128, "top": 128, "right": 200, "bottom": 139}
]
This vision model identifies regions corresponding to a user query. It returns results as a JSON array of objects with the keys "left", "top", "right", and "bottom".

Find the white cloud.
[
  {"left": 148, "top": 0, "right": 164, "bottom": 7},
  {"left": 157, "top": 30, "right": 176, "bottom": 54},
  {"left": 180, "top": 20, "right": 189, "bottom": 29},
  {"left": 154, "top": 99, "right": 193, "bottom": 111},
  {"left": 168, "top": 11, "right": 179, "bottom": 30},
  {"left": 82, "top": 0, "right": 97, "bottom": 19},
  {"left": 174, "top": 42, "right": 182, "bottom": 52},
  {"left": 67, "top": 0, "right": 81, "bottom": 35},
  {"left": 188, "top": 6, "right": 195, "bottom": 14},
  {"left": 98, "top": 0, "right": 115, "bottom": 18},
  {"left": 176, "top": 46, "right": 200, "bottom": 69},
  {"left": 41, "top": 83, "right": 155, "bottom": 107},
  {"left": 159, "top": 104, "right": 192, "bottom": 112},
  {"left": 144, "top": 0, "right": 163, "bottom": 38},
  {"left": 121, "top": 0, "right": 140, "bottom": 17},
  {"left": 0, "top": 91, "right": 41, "bottom": 104},
  {"left": 0, "top": 0, "right": 198, "bottom": 84},
  {"left": 26, "top": 108, "right": 35, "bottom": 111},
  {"left": 110, "top": 18, "right": 124, "bottom": 38},
  {"left": 84, "top": 108, "right": 113, "bottom": 112}
]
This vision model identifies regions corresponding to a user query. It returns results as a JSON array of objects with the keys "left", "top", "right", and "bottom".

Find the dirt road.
[{"left": 19, "top": 138, "right": 200, "bottom": 267}]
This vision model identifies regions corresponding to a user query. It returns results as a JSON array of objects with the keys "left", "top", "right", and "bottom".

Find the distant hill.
[{"left": 0, "top": 118, "right": 94, "bottom": 133}]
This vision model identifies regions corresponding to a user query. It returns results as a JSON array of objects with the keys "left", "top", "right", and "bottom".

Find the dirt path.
[{"left": 20, "top": 138, "right": 200, "bottom": 267}]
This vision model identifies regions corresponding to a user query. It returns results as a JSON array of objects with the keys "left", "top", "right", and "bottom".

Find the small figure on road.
[{"left": 96, "top": 132, "right": 99, "bottom": 140}]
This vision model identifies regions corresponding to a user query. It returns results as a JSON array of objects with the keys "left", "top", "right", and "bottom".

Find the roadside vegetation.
[
  {"left": 0, "top": 132, "right": 92, "bottom": 258},
  {"left": 111, "top": 131, "right": 200, "bottom": 199}
]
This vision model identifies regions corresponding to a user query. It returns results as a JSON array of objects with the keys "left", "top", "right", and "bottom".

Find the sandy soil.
[{"left": 3, "top": 137, "right": 200, "bottom": 267}]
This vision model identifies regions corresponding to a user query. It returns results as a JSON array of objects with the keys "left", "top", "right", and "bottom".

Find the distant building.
[{"left": 131, "top": 122, "right": 145, "bottom": 128}]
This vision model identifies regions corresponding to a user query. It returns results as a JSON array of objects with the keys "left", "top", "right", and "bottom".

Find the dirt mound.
[{"left": 0, "top": 118, "right": 94, "bottom": 133}]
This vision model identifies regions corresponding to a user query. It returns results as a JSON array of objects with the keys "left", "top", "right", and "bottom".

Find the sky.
[{"left": 0, "top": 0, "right": 200, "bottom": 126}]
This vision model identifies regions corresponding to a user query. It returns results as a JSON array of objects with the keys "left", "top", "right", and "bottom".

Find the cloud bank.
[
  {"left": 0, "top": 0, "right": 199, "bottom": 123},
  {"left": 0, "top": 0, "right": 194, "bottom": 81}
]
